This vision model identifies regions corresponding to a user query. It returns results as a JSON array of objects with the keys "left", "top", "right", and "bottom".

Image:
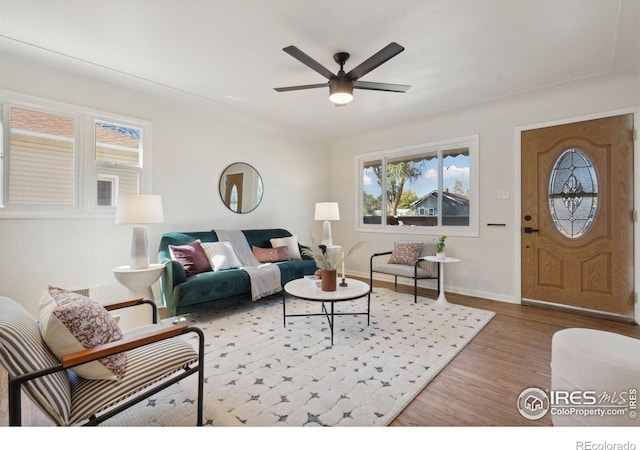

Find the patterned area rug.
[{"left": 108, "top": 287, "right": 494, "bottom": 427}]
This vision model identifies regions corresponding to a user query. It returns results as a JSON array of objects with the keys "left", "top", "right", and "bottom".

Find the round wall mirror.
[{"left": 219, "top": 162, "right": 263, "bottom": 214}]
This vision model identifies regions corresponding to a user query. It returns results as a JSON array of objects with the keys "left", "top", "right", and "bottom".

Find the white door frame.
[{"left": 514, "top": 107, "right": 640, "bottom": 324}]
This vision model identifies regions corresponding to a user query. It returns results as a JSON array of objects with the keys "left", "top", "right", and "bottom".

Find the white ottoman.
[{"left": 550, "top": 328, "right": 640, "bottom": 426}]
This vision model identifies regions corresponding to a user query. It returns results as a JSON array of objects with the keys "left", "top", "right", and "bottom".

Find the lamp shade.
[
  {"left": 314, "top": 202, "right": 340, "bottom": 221},
  {"left": 115, "top": 194, "right": 164, "bottom": 224}
]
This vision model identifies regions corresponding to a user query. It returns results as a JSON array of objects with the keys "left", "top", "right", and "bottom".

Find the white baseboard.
[{"left": 351, "top": 270, "right": 520, "bottom": 305}]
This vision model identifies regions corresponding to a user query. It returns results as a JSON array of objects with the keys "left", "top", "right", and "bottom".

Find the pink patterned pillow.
[
  {"left": 252, "top": 245, "right": 290, "bottom": 263},
  {"left": 388, "top": 241, "right": 423, "bottom": 265},
  {"left": 39, "top": 286, "right": 126, "bottom": 381}
]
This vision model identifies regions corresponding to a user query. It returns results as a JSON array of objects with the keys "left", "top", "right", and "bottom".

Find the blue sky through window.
[{"left": 363, "top": 154, "right": 470, "bottom": 198}]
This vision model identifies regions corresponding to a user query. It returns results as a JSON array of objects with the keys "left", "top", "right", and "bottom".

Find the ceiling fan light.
[
  {"left": 329, "top": 92, "right": 353, "bottom": 105},
  {"left": 329, "top": 78, "right": 353, "bottom": 105}
]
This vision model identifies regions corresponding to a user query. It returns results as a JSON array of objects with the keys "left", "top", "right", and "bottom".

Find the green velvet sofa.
[{"left": 157, "top": 229, "right": 317, "bottom": 315}]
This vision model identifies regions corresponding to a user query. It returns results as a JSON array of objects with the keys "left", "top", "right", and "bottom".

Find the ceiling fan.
[{"left": 274, "top": 42, "right": 410, "bottom": 105}]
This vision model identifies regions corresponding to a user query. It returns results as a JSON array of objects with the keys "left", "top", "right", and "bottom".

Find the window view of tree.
[
  {"left": 361, "top": 141, "right": 473, "bottom": 229},
  {"left": 399, "top": 189, "right": 419, "bottom": 211},
  {"left": 362, "top": 160, "right": 383, "bottom": 224},
  {"left": 372, "top": 159, "right": 426, "bottom": 217}
]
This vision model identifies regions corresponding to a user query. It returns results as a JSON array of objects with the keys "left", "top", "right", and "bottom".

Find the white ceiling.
[{"left": 1, "top": 0, "right": 638, "bottom": 138}]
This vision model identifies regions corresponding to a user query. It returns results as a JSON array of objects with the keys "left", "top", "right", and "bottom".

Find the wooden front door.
[{"left": 521, "top": 114, "right": 635, "bottom": 319}]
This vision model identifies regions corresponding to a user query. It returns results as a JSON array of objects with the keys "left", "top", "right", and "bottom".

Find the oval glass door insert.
[{"left": 548, "top": 148, "right": 598, "bottom": 238}]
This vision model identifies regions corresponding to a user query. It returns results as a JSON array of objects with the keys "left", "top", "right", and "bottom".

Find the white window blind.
[{"left": 9, "top": 107, "right": 76, "bottom": 205}]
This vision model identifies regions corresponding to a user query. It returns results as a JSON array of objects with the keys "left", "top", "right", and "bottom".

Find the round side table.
[
  {"left": 113, "top": 263, "right": 164, "bottom": 300},
  {"left": 424, "top": 256, "right": 461, "bottom": 306}
]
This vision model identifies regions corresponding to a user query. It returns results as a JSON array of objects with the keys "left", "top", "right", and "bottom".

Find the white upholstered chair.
[{"left": 0, "top": 296, "right": 204, "bottom": 426}]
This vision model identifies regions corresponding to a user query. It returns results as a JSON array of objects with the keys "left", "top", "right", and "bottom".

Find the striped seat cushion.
[
  {"left": 0, "top": 297, "right": 72, "bottom": 425},
  {"left": 373, "top": 263, "right": 433, "bottom": 279},
  {"left": 68, "top": 325, "right": 198, "bottom": 426}
]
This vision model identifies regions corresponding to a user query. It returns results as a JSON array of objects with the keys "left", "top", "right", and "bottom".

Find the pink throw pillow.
[
  {"left": 169, "top": 239, "right": 212, "bottom": 276},
  {"left": 252, "top": 245, "right": 290, "bottom": 263}
]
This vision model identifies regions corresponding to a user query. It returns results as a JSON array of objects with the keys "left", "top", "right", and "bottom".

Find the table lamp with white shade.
[
  {"left": 115, "top": 194, "right": 164, "bottom": 269},
  {"left": 314, "top": 202, "right": 340, "bottom": 247}
]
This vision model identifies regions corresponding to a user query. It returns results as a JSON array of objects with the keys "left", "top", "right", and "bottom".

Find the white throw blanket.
[{"left": 214, "top": 230, "right": 282, "bottom": 301}]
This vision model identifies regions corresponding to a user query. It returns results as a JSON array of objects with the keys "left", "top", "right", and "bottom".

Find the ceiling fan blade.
[
  {"left": 274, "top": 83, "right": 328, "bottom": 92},
  {"left": 282, "top": 46, "right": 335, "bottom": 80},
  {"left": 353, "top": 80, "right": 411, "bottom": 92},
  {"left": 345, "top": 42, "right": 405, "bottom": 81}
]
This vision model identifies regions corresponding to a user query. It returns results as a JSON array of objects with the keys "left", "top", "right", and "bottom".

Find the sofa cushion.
[
  {"left": 201, "top": 241, "right": 243, "bottom": 271},
  {"left": 271, "top": 235, "right": 302, "bottom": 260},
  {"left": 252, "top": 245, "right": 290, "bottom": 263},
  {"left": 39, "top": 287, "right": 127, "bottom": 381},
  {"left": 276, "top": 259, "right": 318, "bottom": 285},
  {"left": 175, "top": 269, "right": 251, "bottom": 309},
  {"left": 388, "top": 241, "right": 423, "bottom": 265},
  {"left": 169, "top": 239, "right": 212, "bottom": 276}
]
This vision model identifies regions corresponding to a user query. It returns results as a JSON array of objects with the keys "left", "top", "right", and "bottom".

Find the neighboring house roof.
[
  {"left": 411, "top": 190, "right": 469, "bottom": 208},
  {"left": 10, "top": 108, "right": 139, "bottom": 147}
]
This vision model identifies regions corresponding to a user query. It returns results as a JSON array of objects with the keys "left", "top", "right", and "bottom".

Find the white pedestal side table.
[
  {"left": 424, "top": 256, "right": 461, "bottom": 306},
  {"left": 113, "top": 263, "right": 164, "bottom": 301}
]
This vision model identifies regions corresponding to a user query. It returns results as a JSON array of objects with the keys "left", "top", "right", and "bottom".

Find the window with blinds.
[
  {"left": 8, "top": 107, "right": 76, "bottom": 205},
  {"left": 0, "top": 92, "right": 152, "bottom": 217}
]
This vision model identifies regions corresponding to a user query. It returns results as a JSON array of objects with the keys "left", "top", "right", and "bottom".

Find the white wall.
[
  {"left": 330, "top": 73, "right": 640, "bottom": 322},
  {"left": 0, "top": 51, "right": 330, "bottom": 317},
  {"left": 2, "top": 48, "right": 639, "bottom": 323}
]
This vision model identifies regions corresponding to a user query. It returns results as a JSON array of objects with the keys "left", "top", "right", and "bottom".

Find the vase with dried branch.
[{"left": 301, "top": 236, "right": 338, "bottom": 291}]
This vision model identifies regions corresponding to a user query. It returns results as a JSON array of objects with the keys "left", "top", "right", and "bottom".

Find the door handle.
[{"left": 524, "top": 227, "right": 539, "bottom": 234}]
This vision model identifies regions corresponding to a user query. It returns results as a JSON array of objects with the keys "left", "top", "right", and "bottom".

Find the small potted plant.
[
  {"left": 435, "top": 235, "right": 447, "bottom": 259},
  {"left": 301, "top": 237, "right": 338, "bottom": 291}
]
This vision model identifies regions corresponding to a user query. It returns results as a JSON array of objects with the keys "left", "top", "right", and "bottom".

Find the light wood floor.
[{"left": 358, "top": 278, "right": 640, "bottom": 427}]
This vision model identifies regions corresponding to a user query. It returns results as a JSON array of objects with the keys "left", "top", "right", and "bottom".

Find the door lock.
[{"left": 523, "top": 227, "right": 539, "bottom": 234}]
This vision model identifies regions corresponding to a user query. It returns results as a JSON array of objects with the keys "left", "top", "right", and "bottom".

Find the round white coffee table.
[
  {"left": 424, "top": 256, "right": 461, "bottom": 306},
  {"left": 283, "top": 277, "right": 370, "bottom": 345}
]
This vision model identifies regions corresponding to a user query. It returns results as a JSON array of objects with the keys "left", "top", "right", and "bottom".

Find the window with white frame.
[
  {"left": 94, "top": 120, "right": 143, "bottom": 206},
  {"left": 0, "top": 92, "right": 152, "bottom": 218},
  {"left": 358, "top": 135, "right": 478, "bottom": 235}
]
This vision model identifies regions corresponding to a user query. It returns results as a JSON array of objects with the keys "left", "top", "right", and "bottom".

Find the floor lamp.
[
  {"left": 314, "top": 202, "right": 340, "bottom": 247},
  {"left": 115, "top": 194, "right": 164, "bottom": 269}
]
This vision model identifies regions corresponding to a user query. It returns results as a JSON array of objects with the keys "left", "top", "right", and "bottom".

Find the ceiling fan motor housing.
[{"left": 329, "top": 77, "right": 354, "bottom": 104}]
